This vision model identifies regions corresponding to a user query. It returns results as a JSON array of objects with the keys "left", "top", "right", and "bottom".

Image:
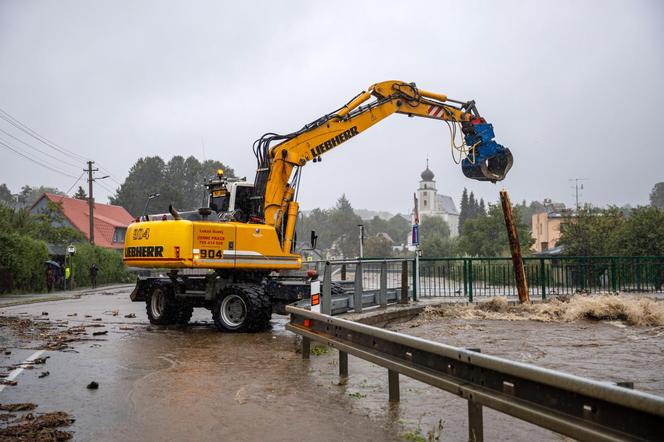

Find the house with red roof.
[{"left": 30, "top": 193, "right": 133, "bottom": 250}]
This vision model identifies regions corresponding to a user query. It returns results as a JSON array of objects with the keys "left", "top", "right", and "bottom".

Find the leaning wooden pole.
[{"left": 499, "top": 190, "right": 530, "bottom": 303}]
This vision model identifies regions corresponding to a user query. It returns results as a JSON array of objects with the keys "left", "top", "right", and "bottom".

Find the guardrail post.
[
  {"left": 388, "top": 369, "right": 400, "bottom": 402},
  {"left": 379, "top": 261, "right": 388, "bottom": 307},
  {"left": 354, "top": 261, "right": 363, "bottom": 313},
  {"left": 341, "top": 264, "right": 347, "bottom": 281},
  {"left": 468, "top": 399, "right": 484, "bottom": 441},
  {"left": 302, "top": 337, "right": 310, "bottom": 359},
  {"left": 339, "top": 351, "right": 348, "bottom": 378},
  {"left": 322, "top": 262, "right": 332, "bottom": 315},
  {"left": 539, "top": 257, "right": 546, "bottom": 300},
  {"left": 401, "top": 261, "right": 409, "bottom": 304}
]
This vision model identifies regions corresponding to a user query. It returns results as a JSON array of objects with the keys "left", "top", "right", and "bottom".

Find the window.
[
  {"left": 423, "top": 200, "right": 427, "bottom": 207},
  {"left": 113, "top": 227, "right": 127, "bottom": 243}
]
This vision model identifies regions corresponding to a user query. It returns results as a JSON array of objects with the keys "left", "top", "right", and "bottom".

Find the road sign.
[{"left": 412, "top": 224, "right": 419, "bottom": 246}]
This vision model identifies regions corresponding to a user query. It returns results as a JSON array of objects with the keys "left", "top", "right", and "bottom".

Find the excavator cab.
[
  {"left": 205, "top": 170, "right": 254, "bottom": 222},
  {"left": 461, "top": 120, "right": 513, "bottom": 183}
]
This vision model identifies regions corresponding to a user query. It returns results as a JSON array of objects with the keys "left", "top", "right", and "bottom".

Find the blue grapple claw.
[{"left": 461, "top": 122, "right": 513, "bottom": 183}]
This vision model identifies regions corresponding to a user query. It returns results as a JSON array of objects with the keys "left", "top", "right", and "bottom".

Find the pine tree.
[
  {"left": 459, "top": 188, "right": 469, "bottom": 235},
  {"left": 469, "top": 191, "right": 477, "bottom": 218},
  {"left": 479, "top": 198, "right": 486, "bottom": 215},
  {"left": 73, "top": 186, "right": 87, "bottom": 200}
]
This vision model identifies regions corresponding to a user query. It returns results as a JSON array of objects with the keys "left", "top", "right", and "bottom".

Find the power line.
[
  {"left": 0, "top": 139, "right": 78, "bottom": 178},
  {"left": 0, "top": 107, "right": 127, "bottom": 186},
  {"left": 95, "top": 179, "right": 116, "bottom": 195},
  {"left": 63, "top": 172, "right": 86, "bottom": 195},
  {"left": 0, "top": 107, "right": 89, "bottom": 162},
  {"left": 0, "top": 129, "right": 81, "bottom": 170}
]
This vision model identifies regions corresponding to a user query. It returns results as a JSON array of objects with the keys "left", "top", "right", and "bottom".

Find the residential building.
[
  {"left": 30, "top": 193, "right": 134, "bottom": 250},
  {"left": 531, "top": 208, "right": 574, "bottom": 253}
]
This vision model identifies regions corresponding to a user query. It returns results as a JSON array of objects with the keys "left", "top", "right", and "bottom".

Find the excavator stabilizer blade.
[{"left": 461, "top": 122, "right": 513, "bottom": 182}]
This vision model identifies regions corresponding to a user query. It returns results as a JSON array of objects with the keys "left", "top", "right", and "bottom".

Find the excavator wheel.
[
  {"left": 146, "top": 286, "right": 178, "bottom": 325},
  {"left": 176, "top": 305, "right": 194, "bottom": 325},
  {"left": 212, "top": 284, "right": 271, "bottom": 333}
]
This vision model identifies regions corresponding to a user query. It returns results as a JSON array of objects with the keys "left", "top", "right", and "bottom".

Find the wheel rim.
[
  {"left": 151, "top": 289, "right": 165, "bottom": 319},
  {"left": 220, "top": 294, "right": 247, "bottom": 328}
]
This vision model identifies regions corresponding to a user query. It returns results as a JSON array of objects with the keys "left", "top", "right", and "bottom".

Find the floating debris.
[
  {"left": 124, "top": 313, "right": 136, "bottom": 319},
  {"left": 0, "top": 404, "right": 37, "bottom": 412},
  {"left": 420, "top": 295, "right": 664, "bottom": 326},
  {"left": 41, "top": 312, "right": 48, "bottom": 316},
  {"left": 86, "top": 381, "right": 99, "bottom": 390},
  {"left": 66, "top": 313, "right": 77, "bottom": 317},
  {"left": 0, "top": 411, "right": 73, "bottom": 441},
  {"left": 38, "top": 371, "right": 50, "bottom": 379},
  {"left": 92, "top": 331, "right": 107, "bottom": 336},
  {"left": 0, "top": 380, "right": 17, "bottom": 386}
]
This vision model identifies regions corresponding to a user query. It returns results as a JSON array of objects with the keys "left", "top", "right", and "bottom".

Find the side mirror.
[{"left": 310, "top": 230, "right": 318, "bottom": 250}]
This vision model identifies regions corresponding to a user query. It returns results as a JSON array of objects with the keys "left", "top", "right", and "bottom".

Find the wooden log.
[{"left": 499, "top": 190, "right": 530, "bottom": 303}]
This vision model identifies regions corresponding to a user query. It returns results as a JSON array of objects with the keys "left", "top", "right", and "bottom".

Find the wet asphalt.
[
  {"left": 0, "top": 288, "right": 402, "bottom": 441},
  {"left": 3, "top": 288, "right": 660, "bottom": 441}
]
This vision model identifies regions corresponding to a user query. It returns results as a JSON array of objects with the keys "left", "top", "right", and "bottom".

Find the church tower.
[{"left": 418, "top": 160, "right": 437, "bottom": 217}]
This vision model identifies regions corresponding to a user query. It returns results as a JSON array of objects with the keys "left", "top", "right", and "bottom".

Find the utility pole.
[
  {"left": 85, "top": 161, "right": 109, "bottom": 245},
  {"left": 569, "top": 178, "right": 588, "bottom": 211},
  {"left": 87, "top": 161, "right": 98, "bottom": 245}
]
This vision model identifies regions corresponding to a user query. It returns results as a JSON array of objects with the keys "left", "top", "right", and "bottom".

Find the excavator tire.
[
  {"left": 212, "top": 284, "right": 271, "bottom": 333},
  {"left": 176, "top": 305, "right": 194, "bottom": 325},
  {"left": 146, "top": 286, "right": 178, "bottom": 325}
]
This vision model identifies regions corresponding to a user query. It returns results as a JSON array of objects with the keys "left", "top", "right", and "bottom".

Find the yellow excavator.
[{"left": 123, "top": 80, "right": 512, "bottom": 332}]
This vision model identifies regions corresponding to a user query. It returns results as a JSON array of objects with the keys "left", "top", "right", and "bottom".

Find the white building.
[{"left": 415, "top": 162, "right": 460, "bottom": 237}]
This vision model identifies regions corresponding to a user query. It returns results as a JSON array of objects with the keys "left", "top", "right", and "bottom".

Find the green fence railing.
[{"left": 418, "top": 256, "right": 664, "bottom": 300}]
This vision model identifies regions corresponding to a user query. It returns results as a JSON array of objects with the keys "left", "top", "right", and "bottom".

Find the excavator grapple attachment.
[{"left": 461, "top": 121, "right": 513, "bottom": 182}]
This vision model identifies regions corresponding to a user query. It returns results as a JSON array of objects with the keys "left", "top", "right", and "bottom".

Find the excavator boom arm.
[{"left": 252, "top": 80, "right": 512, "bottom": 250}]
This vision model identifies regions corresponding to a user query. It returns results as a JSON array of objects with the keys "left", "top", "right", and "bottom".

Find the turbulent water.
[{"left": 416, "top": 294, "right": 664, "bottom": 326}]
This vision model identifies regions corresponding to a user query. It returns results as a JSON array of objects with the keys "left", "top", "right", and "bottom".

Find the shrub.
[{"left": 0, "top": 232, "right": 49, "bottom": 292}]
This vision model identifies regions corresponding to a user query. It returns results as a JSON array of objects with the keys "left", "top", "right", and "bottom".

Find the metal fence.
[
  {"left": 418, "top": 256, "right": 664, "bottom": 300},
  {"left": 306, "top": 256, "right": 664, "bottom": 302}
]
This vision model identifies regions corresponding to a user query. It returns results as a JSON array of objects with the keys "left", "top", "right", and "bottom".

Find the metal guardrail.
[
  {"left": 312, "top": 259, "right": 411, "bottom": 315},
  {"left": 305, "top": 256, "right": 664, "bottom": 302},
  {"left": 286, "top": 305, "right": 664, "bottom": 441}
]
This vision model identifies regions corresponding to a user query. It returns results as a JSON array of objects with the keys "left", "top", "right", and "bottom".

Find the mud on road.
[{"left": 0, "top": 288, "right": 404, "bottom": 442}]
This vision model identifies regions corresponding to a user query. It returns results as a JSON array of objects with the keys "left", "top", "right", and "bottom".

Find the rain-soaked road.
[{"left": 0, "top": 287, "right": 662, "bottom": 441}]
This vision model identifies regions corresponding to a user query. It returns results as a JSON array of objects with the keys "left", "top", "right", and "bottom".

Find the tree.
[
  {"left": 457, "top": 204, "right": 532, "bottom": 256},
  {"left": 109, "top": 156, "right": 235, "bottom": 217},
  {"left": 73, "top": 186, "right": 87, "bottom": 200},
  {"left": 329, "top": 195, "right": 363, "bottom": 258},
  {"left": 363, "top": 235, "right": 393, "bottom": 257},
  {"left": 458, "top": 188, "right": 469, "bottom": 234},
  {"left": 650, "top": 183, "right": 664, "bottom": 209},
  {"left": 613, "top": 206, "right": 664, "bottom": 256},
  {"left": 420, "top": 216, "right": 454, "bottom": 257},
  {"left": 557, "top": 207, "right": 624, "bottom": 256},
  {"left": 0, "top": 184, "right": 14, "bottom": 207}
]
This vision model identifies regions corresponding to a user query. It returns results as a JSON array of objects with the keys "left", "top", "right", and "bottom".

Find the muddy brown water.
[{"left": 0, "top": 290, "right": 662, "bottom": 441}]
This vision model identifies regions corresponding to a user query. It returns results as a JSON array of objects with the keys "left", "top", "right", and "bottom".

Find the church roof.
[
  {"left": 420, "top": 166, "right": 435, "bottom": 181},
  {"left": 437, "top": 195, "right": 459, "bottom": 215}
]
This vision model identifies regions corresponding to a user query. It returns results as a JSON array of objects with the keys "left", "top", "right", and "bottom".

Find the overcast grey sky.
[{"left": 1, "top": 0, "right": 662, "bottom": 213}]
